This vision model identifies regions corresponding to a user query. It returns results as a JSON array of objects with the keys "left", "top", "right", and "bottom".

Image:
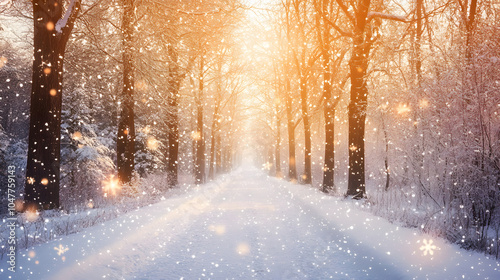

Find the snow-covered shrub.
[
  {"left": 135, "top": 128, "right": 166, "bottom": 177},
  {"left": 60, "top": 89, "right": 115, "bottom": 210}
]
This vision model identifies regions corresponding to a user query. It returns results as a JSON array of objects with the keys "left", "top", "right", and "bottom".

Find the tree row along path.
[{"left": 7, "top": 167, "right": 500, "bottom": 279}]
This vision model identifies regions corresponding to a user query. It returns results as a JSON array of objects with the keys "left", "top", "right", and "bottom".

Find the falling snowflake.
[
  {"left": 54, "top": 244, "right": 69, "bottom": 256},
  {"left": 262, "top": 162, "right": 272, "bottom": 170},
  {"left": 420, "top": 239, "right": 437, "bottom": 256}
]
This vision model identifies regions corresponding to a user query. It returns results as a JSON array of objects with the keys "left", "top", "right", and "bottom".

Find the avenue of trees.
[
  {"left": 251, "top": 0, "right": 500, "bottom": 257},
  {"left": 0, "top": 0, "right": 499, "bottom": 257},
  {"left": 1, "top": 0, "right": 246, "bottom": 211}
]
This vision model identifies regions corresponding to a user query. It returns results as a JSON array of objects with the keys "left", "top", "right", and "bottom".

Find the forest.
[{"left": 0, "top": 0, "right": 499, "bottom": 264}]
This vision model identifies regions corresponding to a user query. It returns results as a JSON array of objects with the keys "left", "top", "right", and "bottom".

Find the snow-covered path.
[{"left": 3, "top": 167, "right": 500, "bottom": 279}]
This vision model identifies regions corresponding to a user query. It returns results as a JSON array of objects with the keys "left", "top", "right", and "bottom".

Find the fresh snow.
[
  {"left": 55, "top": 0, "right": 78, "bottom": 33},
  {"left": 2, "top": 167, "right": 500, "bottom": 279}
]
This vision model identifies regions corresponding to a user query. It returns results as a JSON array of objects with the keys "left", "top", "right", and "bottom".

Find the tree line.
[
  {"left": 0, "top": 0, "right": 246, "bottom": 211},
  {"left": 251, "top": 0, "right": 500, "bottom": 257}
]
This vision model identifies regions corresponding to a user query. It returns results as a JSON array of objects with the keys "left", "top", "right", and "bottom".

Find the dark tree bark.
[
  {"left": 275, "top": 113, "right": 282, "bottom": 177},
  {"left": 346, "top": 0, "right": 372, "bottom": 199},
  {"left": 25, "top": 0, "right": 80, "bottom": 210},
  {"left": 465, "top": 0, "right": 478, "bottom": 62},
  {"left": 317, "top": 0, "right": 335, "bottom": 193},
  {"left": 117, "top": 0, "right": 136, "bottom": 184},
  {"left": 208, "top": 96, "right": 220, "bottom": 180},
  {"left": 195, "top": 57, "right": 205, "bottom": 184},
  {"left": 167, "top": 45, "right": 180, "bottom": 187},
  {"left": 298, "top": 74, "right": 312, "bottom": 184},
  {"left": 216, "top": 134, "right": 222, "bottom": 174},
  {"left": 415, "top": 0, "right": 423, "bottom": 85},
  {"left": 285, "top": 78, "right": 297, "bottom": 181}
]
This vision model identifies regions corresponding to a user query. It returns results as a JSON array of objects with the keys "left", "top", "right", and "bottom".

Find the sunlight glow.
[
  {"left": 396, "top": 103, "right": 411, "bottom": 115},
  {"left": 146, "top": 136, "right": 159, "bottom": 150},
  {"left": 419, "top": 99, "right": 429, "bottom": 109},
  {"left": 23, "top": 204, "right": 39, "bottom": 222},
  {"left": 262, "top": 162, "right": 272, "bottom": 170},
  {"left": 46, "top": 21, "right": 55, "bottom": 31},
  {"left": 208, "top": 224, "right": 226, "bottom": 235},
  {"left": 236, "top": 242, "right": 251, "bottom": 255},
  {"left": 102, "top": 175, "right": 120, "bottom": 197},
  {"left": 191, "top": 131, "right": 201, "bottom": 141},
  {"left": 72, "top": 131, "right": 82, "bottom": 140},
  {"left": 0, "top": 56, "right": 7, "bottom": 68}
]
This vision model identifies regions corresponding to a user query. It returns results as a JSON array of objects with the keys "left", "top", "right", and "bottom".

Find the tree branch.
[
  {"left": 367, "top": 12, "right": 408, "bottom": 23},
  {"left": 56, "top": 0, "right": 80, "bottom": 34}
]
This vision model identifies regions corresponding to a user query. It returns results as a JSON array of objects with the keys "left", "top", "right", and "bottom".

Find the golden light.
[
  {"left": 396, "top": 103, "right": 411, "bottom": 115},
  {"left": 27, "top": 177, "right": 35, "bottom": 185},
  {"left": 102, "top": 175, "right": 120, "bottom": 197},
  {"left": 136, "top": 80, "right": 148, "bottom": 91},
  {"left": 87, "top": 200, "right": 94, "bottom": 208},
  {"left": 262, "top": 162, "right": 272, "bottom": 170},
  {"left": 142, "top": 126, "right": 151, "bottom": 134},
  {"left": 50, "top": 89, "right": 57, "bottom": 96},
  {"left": 208, "top": 224, "right": 226, "bottom": 235},
  {"left": 146, "top": 136, "right": 159, "bottom": 150},
  {"left": 349, "top": 145, "right": 358, "bottom": 152},
  {"left": 419, "top": 99, "right": 429, "bottom": 109},
  {"left": 0, "top": 56, "right": 7, "bottom": 68},
  {"left": 28, "top": 251, "right": 36, "bottom": 258},
  {"left": 123, "top": 129, "right": 129, "bottom": 135},
  {"left": 46, "top": 21, "right": 54, "bottom": 31},
  {"left": 35, "top": 260, "right": 39, "bottom": 265},
  {"left": 191, "top": 131, "right": 201, "bottom": 141},
  {"left": 14, "top": 199, "right": 24, "bottom": 212},
  {"left": 43, "top": 67, "right": 51, "bottom": 75},
  {"left": 72, "top": 131, "right": 82, "bottom": 140},
  {"left": 41, "top": 178, "right": 49, "bottom": 185},
  {"left": 236, "top": 243, "right": 250, "bottom": 255},
  {"left": 24, "top": 204, "right": 39, "bottom": 222}
]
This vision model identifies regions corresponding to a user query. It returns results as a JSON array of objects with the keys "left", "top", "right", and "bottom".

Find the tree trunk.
[
  {"left": 285, "top": 78, "right": 297, "bottom": 181},
  {"left": 320, "top": 0, "right": 335, "bottom": 193},
  {"left": 415, "top": 0, "right": 423, "bottom": 85},
  {"left": 299, "top": 74, "right": 312, "bottom": 184},
  {"left": 117, "top": 0, "right": 136, "bottom": 184},
  {"left": 209, "top": 100, "right": 220, "bottom": 180},
  {"left": 25, "top": 0, "right": 80, "bottom": 210},
  {"left": 195, "top": 57, "right": 205, "bottom": 184},
  {"left": 167, "top": 45, "right": 180, "bottom": 188},
  {"left": 465, "top": 0, "right": 478, "bottom": 62},
  {"left": 275, "top": 115, "right": 282, "bottom": 177},
  {"left": 347, "top": 0, "right": 371, "bottom": 198},
  {"left": 216, "top": 134, "right": 222, "bottom": 174}
]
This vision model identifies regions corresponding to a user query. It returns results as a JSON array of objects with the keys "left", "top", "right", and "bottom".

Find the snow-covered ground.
[{"left": 2, "top": 167, "right": 500, "bottom": 279}]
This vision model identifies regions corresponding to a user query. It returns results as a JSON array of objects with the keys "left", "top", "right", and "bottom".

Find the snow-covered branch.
[
  {"left": 55, "top": 0, "right": 80, "bottom": 33},
  {"left": 367, "top": 12, "right": 407, "bottom": 23}
]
